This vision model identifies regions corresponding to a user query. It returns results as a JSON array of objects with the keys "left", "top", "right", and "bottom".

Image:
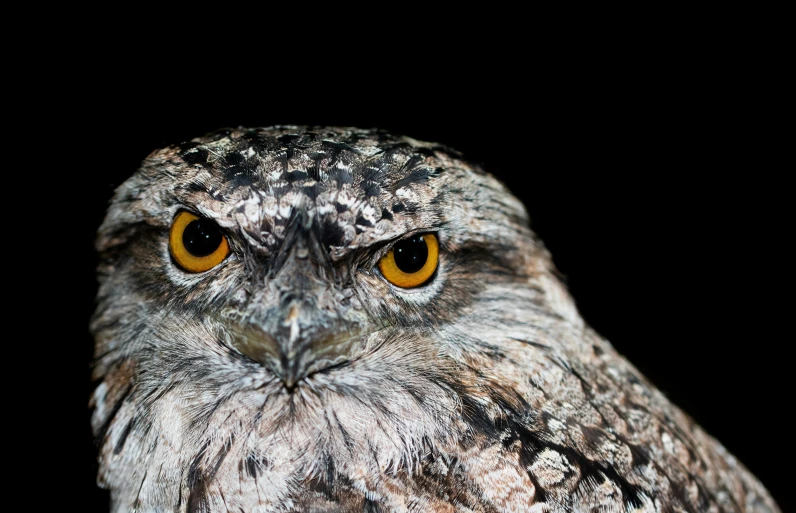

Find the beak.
[
  {"left": 225, "top": 209, "right": 367, "bottom": 388},
  {"left": 229, "top": 299, "right": 367, "bottom": 389}
]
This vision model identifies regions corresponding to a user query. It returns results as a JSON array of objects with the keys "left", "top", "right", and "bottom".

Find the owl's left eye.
[
  {"left": 378, "top": 233, "right": 439, "bottom": 288},
  {"left": 169, "top": 211, "right": 230, "bottom": 272}
]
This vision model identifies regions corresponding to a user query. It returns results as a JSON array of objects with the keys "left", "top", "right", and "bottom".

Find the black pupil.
[
  {"left": 183, "top": 219, "right": 223, "bottom": 257},
  {"left": 393, "top": 235, "right": 429, "bottom": 273}
]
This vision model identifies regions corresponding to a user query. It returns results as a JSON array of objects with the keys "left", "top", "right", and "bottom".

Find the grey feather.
[{"left": 90, "top": 126, "right": 779, "bottom": 512}]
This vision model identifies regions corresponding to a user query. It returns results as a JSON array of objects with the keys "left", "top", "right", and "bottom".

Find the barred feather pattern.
[{"left": 90, "top": 126, "right": 779, "bottom": 512}]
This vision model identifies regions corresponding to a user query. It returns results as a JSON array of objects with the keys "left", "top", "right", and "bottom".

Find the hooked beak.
[
  {"left": 225, "top": 207, "right": 371, "bottom": 389},
  {"left": 228, "top": 300, "right": 369, "bottom": 390}
]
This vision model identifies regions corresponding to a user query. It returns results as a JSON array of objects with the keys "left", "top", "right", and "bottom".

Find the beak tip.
[{"left": 280, "top": 375, "right": 298, "bottom": 390}]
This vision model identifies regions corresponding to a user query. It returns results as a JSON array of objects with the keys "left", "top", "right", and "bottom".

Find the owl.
[{"left": 90, "top": 126, "right": 779, "bottom": 512}]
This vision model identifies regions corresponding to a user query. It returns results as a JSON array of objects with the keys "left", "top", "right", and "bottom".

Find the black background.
[{"left": 59, "top": 35, "right": 790, "bottom": 512}]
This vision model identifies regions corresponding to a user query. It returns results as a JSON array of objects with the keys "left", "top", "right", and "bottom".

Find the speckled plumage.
[{"left": 91, "top": 126, "right": 779, "bottom": 512}]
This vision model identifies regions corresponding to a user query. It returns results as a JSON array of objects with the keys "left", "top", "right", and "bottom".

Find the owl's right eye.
[{"left": 169, "top": 211, "right": 230, "bottom": 272}]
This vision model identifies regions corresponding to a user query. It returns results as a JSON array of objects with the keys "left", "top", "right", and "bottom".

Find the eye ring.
[
  {"left": 169, "top": 211, "right": 230, "bottom": 273},
  {"left": 378, "top": 233, "right": 439, "bottom": 288}
]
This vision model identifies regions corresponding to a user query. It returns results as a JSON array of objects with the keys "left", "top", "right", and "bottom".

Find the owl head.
[{"left": 92, "top": 126, "right": 558, "bottom": 396}]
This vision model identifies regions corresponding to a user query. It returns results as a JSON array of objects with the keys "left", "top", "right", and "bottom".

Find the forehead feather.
[
  {"left": 100, "top": 126, "right": 525, "bottom": 256},
  {"left": 160, "top": 128, "right": 460, "bottom": 245}
]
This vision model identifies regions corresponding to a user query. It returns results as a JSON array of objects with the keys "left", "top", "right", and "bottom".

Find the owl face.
[
  {"left": 92, "top": 127, "right": 557, "bottom": 509},
  {"left": 93, "top": 126, "right": 540, "bottom": 406}
]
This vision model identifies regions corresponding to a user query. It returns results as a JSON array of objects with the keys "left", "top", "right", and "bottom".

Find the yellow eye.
[
  {"left": 378, "top": 233, "right": 439, "bottom": 288},
  {"left": 169, "top": 211, "right": 230, "bottom": 273}
]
